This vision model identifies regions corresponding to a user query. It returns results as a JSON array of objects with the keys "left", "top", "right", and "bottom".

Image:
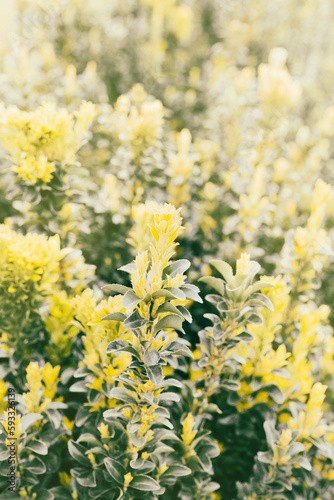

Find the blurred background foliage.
[{"left": 0, "top": 1, "right": 334, "bottom": 499}]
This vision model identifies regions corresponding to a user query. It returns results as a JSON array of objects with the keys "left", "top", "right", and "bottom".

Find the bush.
[{"left": 0, "top": 1, "right": 334, "bottom": 499}]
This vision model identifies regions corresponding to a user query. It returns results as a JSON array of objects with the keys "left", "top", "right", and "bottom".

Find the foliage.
[{"left": 0, "top": 1, "right": 334, "bottom": 499}]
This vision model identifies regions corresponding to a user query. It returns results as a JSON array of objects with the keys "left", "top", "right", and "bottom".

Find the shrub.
[{"left": 0, "top": 2, "right": 334, "bottom": 499}]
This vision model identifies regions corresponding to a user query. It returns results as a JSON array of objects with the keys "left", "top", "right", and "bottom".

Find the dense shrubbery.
[{"left": 0, "top": 1, "right": 334, "bottom": 499}]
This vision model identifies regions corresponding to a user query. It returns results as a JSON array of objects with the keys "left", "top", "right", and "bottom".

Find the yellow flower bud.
[
  {"left": 124, "top": 472, "right": 133, "bottom": 488},
  {"left": 181, "top": 413, "right": 197, "bottom": 446}
]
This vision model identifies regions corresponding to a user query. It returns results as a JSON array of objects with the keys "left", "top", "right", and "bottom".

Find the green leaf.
[
  {"left": 298, "top": 456, "right": 312, "bottom": 471},
  {"left": 122, "top": 290, "right": 142, "bottom": 309},
  {"left": 221, "top": 380, "right": 241, "bottom": 391},
  {"left": 199, "top": 276, "right": 225, "bottom": 295},
  {"left": 177, "top": 305, "right": 192, "bottom": 323},
  {"left": 88, "top": 389, "right": 102, "bottom": 406},
  {"left": 164, "top": 287, "right": 186, "bottom": 301},
  {"left": 106, "top": 339, "right": 128, "bottom": 353},
  {"left": 276, "top": 476, "right": 292, "bottom": 491},
  {"left": 102, "top": 284, "right": 130, "bottom": 294},
  {"left": 263, "top": 420, "right": 279, "bottom": 449},
  {"left": 311, "top": 440, "right": 334, "bottom": 459},
  {"left": 201, "top": 482, "right": 220, "bottom": 495},
  {"left": 46, "top": 408, "right": 62, "bottom": 430},
  {"left": 230, "top": 353, "right": 245, "bottom": 365},
  {"left": 73, "top": 366, "right": 88, "bottom": 379},
  {"left": 156, "top": 302, "right": 184, "bottom": 318},
  {"left": 143, "top": 349, "right": 160, "bottom": 366},
  {"left": 109, "top": 387, "right": 137, "bottom": 404},
  {"left": 48, "top": 488, "right": 72, "bottom": 500},
  {"left": 263, "top": 385, "right": 285, "bottom": 405},
  {"left": 160, "top": 378, "right": 183, "bottom": 389},
  {"left": 71, "top": 466, "right": 88, "bottom": 478},
  {"left": 226, "top": 283, "right": 244, "bottom": 301},
  {"left": 69, "top": 380, "right": 88, "bottom": 392},
  {"left": 227, "top": 391, "right": 241, "bottom": 405},
  {"left": 244, "top": 262, "right": 261, "bottom": 286},
  {"left": 35, "top": 490, "right": 55, "bottom": 500},
  {"left": 130, "top": 474, "right": 160, "bottom": 491},
  {"left": 233, "top": 332, "right": 254, "bottom": 343},
  {"left": 181, "top": 284, "right": 203, "bottom": 303},
  {"left": 124, "top": 309, "right": 147, "bottom": 329},
  {"left": 257, "top": 451, "right": 273, "bottom": 464},
  {"left": 146, "top": 365, "right": 163, "bottom": 385},
  {"left": 104, "top": 457, "right": 126, "bottom": 485},
  {"left": 68, "top": 441, "right": 91, "bottom": 467},
  {"left": 161, "top": 464, "right": 191, "bottom": 477},
  {"left": 163, "top": 340, "right": 193, "bottom": 358},
  {"left": 25, "top": 440, "right": 48, "bottom": 455},
  {"left": 75, "top": 406, "right": 90, "bottom": 427},
  {"left": 77, "top": 434, "right": 100, "bottom": 445},
  {"left": 209, "top": 260, "right": 234, "bottom": 282},
  {"left": 272, "top": 368, "right": 290, "bottom": 379},
  {"left": 103, "top": 408, "right": 122, "bottom": 419},
  {"left": 25, "top": 456, "right": 47, "bottom": 475},
  {"left": 245, "top": 281, "right": 275, "bottom": 298},
  {"left": 21, "top": 414, "right": 43, "bottom": 433},
  {"left": 152, "top": 287, "right": 186, "bottom": 300},
  {"left": 288, "top": 442, "right": 304, "bottom": 455},
  {"left": 168, "top": 259, "right": 191, "bottom": 277},
  {"left": 118, "top": 263, "right": 136, "bottom": 273},
  {"left": 252, "top": 293, "right": 274, "bottom": 311},
  {"left": 158, "top": 392, "right": 180, "bottom": 402},
  {"left": 154, "top": 315, "right": 185, "bottom": 334},
  {"left": 0, "top": 443, "right": 9, "bottom": 461},
  {"left": 152, "top": 289, "right": 178, "bottom": 299},
  {"left": 247, "top": 314, "right": 264, "bottom": 326},
  {"left": 102, "top": 312, "right": 127, "bottom": 321},
  {"left": 205, "top": 294, "right": 223, "bottom": 305},
  {"left": 77, "top": 470, "right": 97, "bottom": 487},
  {"left": 46, "top": 402, "right": 67, "bottom": 410},
  {"left": 130, "top": 459, "right": 155, "bottom": 474},
  {"left": 143, "top": 293, "right": 151, "bottom": 303}
]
